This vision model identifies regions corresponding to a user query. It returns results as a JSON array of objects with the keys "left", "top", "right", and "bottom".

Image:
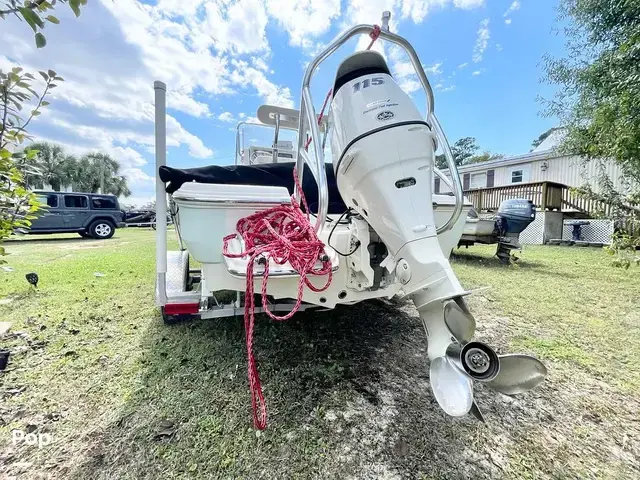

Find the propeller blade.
[
  {"left": 486, "top": 354, "right": 547, "bottom": 395},
  {"left": 443, "top": 298, "right": 475, "bottom": 344},
  {"left": 469, "top": 399, "right": 485, "bottom": 423},
  {"left": 429, "top": 356, "right": 474, "bottom": 417}
]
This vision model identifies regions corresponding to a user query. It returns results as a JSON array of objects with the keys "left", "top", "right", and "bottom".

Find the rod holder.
[
  {"left": 272, "top": 113, "right": 280, "bottom": 163},
  {"left": 381, "top": 11, "right": 391, "bottom": 31}
]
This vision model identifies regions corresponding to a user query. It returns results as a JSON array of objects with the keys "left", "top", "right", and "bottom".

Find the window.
[
  {"left": 64, "top": 195, "right": 88, "bottom": 208},
  {"left": 36, "top": 194, "right": 58, "bottom": 208},
  {"left": 470, "top": 173, "right": 487, "bottom": 189},
  {"left": 92, "top": 197, "right": 117, "bottom": 209},
  {"left": 511, "top": 170, "right": 524, "bottom": 183}
]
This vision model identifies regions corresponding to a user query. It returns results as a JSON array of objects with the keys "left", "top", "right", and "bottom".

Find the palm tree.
[
  {"left": 23, "top": 142, "right": 75, "bottom": 191},
  {"left": 20, "top": 143, "right": 131, "bottom": 196},
  {"left": 73, "top": 153, "right": 131, "bottom": 197}
]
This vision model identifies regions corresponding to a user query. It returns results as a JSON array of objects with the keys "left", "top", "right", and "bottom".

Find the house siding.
[{"left": 438, "top": 153, "right": 629, "bottom": 192}]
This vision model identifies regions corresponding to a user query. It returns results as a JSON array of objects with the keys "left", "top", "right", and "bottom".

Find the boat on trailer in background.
[
  {"left": 459, "top": 199, "right": 537, "bottom": 263},
  {"left": 153, "top": 12, "right": 546, "bottom": 428}
]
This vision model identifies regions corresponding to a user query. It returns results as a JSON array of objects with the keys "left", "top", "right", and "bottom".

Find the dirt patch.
[
  {"left": 59, "top": 243, "right": 110, "bottom": 250},
  {"left": 307, "top": 296, "right": 640, "bottom": 479}
]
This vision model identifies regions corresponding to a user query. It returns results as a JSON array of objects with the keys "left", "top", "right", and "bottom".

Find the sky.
[{"left": 1, "top": 0, "right": 566, "bottom": 206}]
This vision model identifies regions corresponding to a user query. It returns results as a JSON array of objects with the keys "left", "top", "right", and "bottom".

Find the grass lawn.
[{"left": 0, "top": 228, "right": 639, "bottom": 479}]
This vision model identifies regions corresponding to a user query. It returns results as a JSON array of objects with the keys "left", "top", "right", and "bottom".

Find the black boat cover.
[{"left": 159, "top": 162, "right": 348, "bottom": 214}]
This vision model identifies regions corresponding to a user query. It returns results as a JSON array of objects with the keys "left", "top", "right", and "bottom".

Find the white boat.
[
  {"left": 463, "top": 210, "right": 497, "bottom": 237},
  {"left": 153, "top": 12, "right": 546, "bottom": 428},
  {"left": 459, "top": 201, "right": 537, "bottom": 262}
]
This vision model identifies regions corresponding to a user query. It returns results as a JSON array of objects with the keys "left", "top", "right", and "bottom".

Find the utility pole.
[{"left": 100, "top": 158, "right": 105, "bottom": 194}]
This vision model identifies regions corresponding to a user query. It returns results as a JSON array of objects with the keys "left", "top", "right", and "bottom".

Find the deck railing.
[
  {"left": 463, "top": 181, "right": 567, "bottom": 212},
  {"left": 463, "top": 181, "right": 638, "bottom": 235},
  {"left": 463, "top": 180, "right": 616, "bottom": 216}
]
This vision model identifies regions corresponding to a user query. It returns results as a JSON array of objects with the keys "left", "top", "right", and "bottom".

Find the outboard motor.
[
  {"left": 329, "top": 51, "right": 455, "bottom": 296},
  {"left": 327, "top": 50, "right": 546, "bottom": 420},
  {"left": 495, "top": 199, "right": 536, "bottom": 263}
]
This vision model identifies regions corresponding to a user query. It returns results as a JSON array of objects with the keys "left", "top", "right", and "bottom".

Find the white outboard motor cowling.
[
  {"left": 330, "top": 51, "right": 426, "bottom": 158},
  {"left": 329, "top": 50, "right": 454, "bottom": 297}
]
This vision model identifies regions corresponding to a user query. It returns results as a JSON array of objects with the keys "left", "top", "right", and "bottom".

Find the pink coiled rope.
[
  {"left": 225, "top": 25, "right": 382, "bottom": 429},
  {"left": 222, "top": 169, "right": 332, "bottom": 430}
]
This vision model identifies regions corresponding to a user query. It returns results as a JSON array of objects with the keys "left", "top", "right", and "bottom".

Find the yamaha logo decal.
[{"left": 376, "top": 110, "right": 395, "bottom": 121}]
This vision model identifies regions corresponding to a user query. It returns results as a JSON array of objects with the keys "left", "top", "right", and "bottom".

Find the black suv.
[{"left": 29, "top": 192, "right": 125, "bottom": 239}]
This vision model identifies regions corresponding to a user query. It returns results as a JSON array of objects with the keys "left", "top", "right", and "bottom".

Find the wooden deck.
[{"left": 463, "top": 181, "right": 614, "bottom": 216}]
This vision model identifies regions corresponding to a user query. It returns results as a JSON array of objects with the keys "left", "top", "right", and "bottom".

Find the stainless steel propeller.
[
  {"left": 431, "top": 296, "right": 547, "bottom": 421},
  {"left": 469, "top": 400, "right": 485, "bottom": 422},
  {"left": 486, "top": 354, "right": 547, "bottom": 395},
  {"left": 443, "top": 298, "right": 475, "bottom": 344},
  {"left": 429, "top": 356, "right": 473, "bottom": 417}
]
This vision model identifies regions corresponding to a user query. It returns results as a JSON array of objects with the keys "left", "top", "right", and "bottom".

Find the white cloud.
[
  {"left": 120, "top": 194, "right": 155, "bottom": 208},
  {"left": 346, "top": 0, "right": 485, "bottom": 31},
  {"left": 398, "top": 77, "right": 422, "bottom": 94},
  {"left": 503, "top": 1, "right": 520, "bottom": 17},
  {"left": 190, "top": 0, "right": 270, "bottom": 54},
  {"left": 424, "top": 62, "right": 443, "bottom": 76},
  {"left": 166, "top": 116, "right": 213, "bottom": 158},
  {"left": 438, "top": 85, "right": 456, "bottom": 92},
  {"left": 458, "top": 62, "right": 469, "bottom": 69},
  {"left": 346, "top": 1, "right": 485, "bottom": 55},
  {"left": 400, "top": 0, "right": 433, "bottom": 23},
  {"left": 169, "top": 91, "right": 211, "bottom": 117},
  {"left": 503, "top": 1, "right": 519, "bottom": 24},
  {"left": 345, "top": 0, "right": 398, "bottom": 28},
  {"left": 156, "top": 0, "right": 207, "bottom": 17},
  {"left": 389, "top": 45, "right": 447, "bottom": 95},
  {"left": 453, "top": 0, "right": 485, "bottom": 8},
  {"left": 0, "top": 0, "right": 309, "bottom": 195},
  {"left": 251, "top": 56, "right": 269, "bottom": 72},
  {"left": 218, "top": 112, "right": 235, "bottom": 123},
  {"left": 472, "top": 69, "right": 485, "bottom": 76},
  {"left": 472, "top": 18, "right": 490, "bottom": 63},
  {"left": 231, "top": 60, "right": 295, "bottom": 107},
  {"left": 389, "top": 46, "right": 415, "bottom": 77},
  {"left": 496, "top": 43, "right": 503, "bottom": 51},
  {"left": 267, "top": 0, "right": 341, "bottom": 46}
]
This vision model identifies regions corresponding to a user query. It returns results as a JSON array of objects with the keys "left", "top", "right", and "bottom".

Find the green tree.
[
  {"left": 465, "top": 151, "right": 505, "bottom": 164},
  {"left": 0, "top": 1, "right": 87, "bottom": 48},
  {"left": 0, "top": 1, "right": 86, "bottom": 247},
  {"left": 436, "top": 137, "right": 504, "bottom": 169},
  {"left": 23, "top": 142, "right": 76, "bottom": 191},
  {"left": 435, "top": 137, "right": 480, "bottom": 169},
  {"left": 543, "top": 0, "right": 640, "bottom": 266},
  {"left": 0, "top": 67, "right": 58, "bottom": 244},
  {"left": 73, "top": 153, "right": 132, "bottom": 197}
]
